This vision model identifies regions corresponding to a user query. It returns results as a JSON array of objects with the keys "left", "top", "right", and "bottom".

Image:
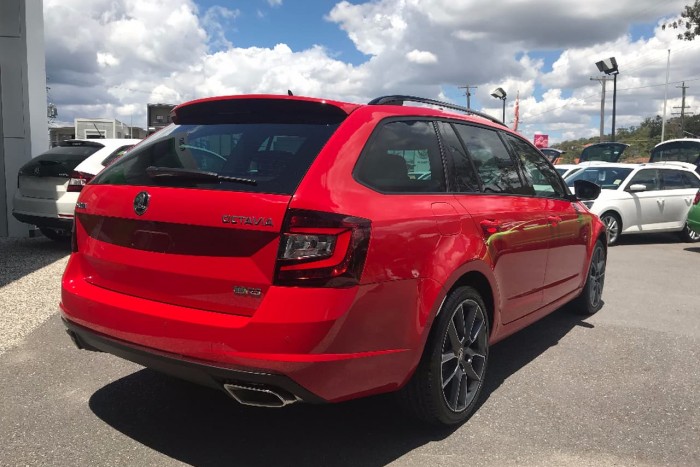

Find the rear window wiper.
[{"left": 145, "top": 166, "right": 257, "bottom": 186}]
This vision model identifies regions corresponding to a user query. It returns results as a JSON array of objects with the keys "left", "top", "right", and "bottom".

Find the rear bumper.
[
  {"left": 13, "top": 191, "right": 78, "bottom": 229},
  {"left": 63, "top": 318, "right": 324, "bottom": 403},
  {"left": 12, "top": 212, "right": 73, "bottom": 230},
  {"left": 60, "top": 254, "right": 436, "bottom": 402}
]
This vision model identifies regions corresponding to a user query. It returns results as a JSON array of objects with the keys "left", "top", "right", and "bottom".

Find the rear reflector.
[
  {"left": 694, "top": 190, "right": 700, "bottom": 205},
  {"left": 275, "top": 209, "right": 370, "bottom": 288},
  {"left": 67, "top": 171, "right": 93, "bottom": 192}
]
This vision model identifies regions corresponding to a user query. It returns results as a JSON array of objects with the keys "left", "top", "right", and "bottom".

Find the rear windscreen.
[
  {"left": 650, "top": 141, "right": 700, "bottom": 164},
  {"left": 579, "top": 143, "right": 627, "bottom": 162},
  {"left": 18, "top": 144, "right": 103, "bottom": 177},
  {"left": 92, "top": 122, "right": 340, "bottom": 194}
]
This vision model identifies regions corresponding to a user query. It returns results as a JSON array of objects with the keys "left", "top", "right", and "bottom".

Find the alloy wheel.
[
  {"left": 588, "top": 245, "right": 606, "bottom": 308},
  {"left": 687, "top": 224, "right": 700, "bottom": 241},
  {"left": 440, "top": 299, "right": 488, "bottom": 413},
  {"left": 602, "top": 215, "right": 619, "bottom": 244}
]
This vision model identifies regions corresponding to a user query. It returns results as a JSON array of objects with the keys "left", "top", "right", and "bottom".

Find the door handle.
[
  {"left": 547, "top": 215, "right": 562, "bottom": 226},
  {"left": 480, "top": 219, "right": 501, "bottom": 236}
]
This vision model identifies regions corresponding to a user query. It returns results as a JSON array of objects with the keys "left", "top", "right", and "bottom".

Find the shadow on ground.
[
  {"left": 615, "top": 232, "right": 685, "bottom": 246},
  {"left": 89, "top": 305, "right": 591, "bottom": 467},
  {"left": 0, "top": 236, "right": 70, "bottom": 288}
]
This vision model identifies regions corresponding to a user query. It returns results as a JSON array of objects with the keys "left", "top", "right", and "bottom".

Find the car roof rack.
[{"left": 368, "top": 95, "right": 506, "bottom": 127}]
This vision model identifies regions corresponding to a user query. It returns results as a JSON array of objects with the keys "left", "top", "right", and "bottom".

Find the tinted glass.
[
  {"left": 579, "top": 143, "right": 628, "bottom": 162},
  {"left": 566, "top": 166, "right": 634, "bottom": 190},
  {"left": 627, "top": 169, "right": 660, "bottom": 190},
  {"left": 660, "top": 170, "right": 689, "bottom": 189},
  {"left": 540, "top": 149, "right": 561, "bottom": 161},
  {"left": 506, "top": 134, "right": 565, "bottom": 198},
  {"left": 555, "top": 167, "right": 568, "bottom": 176},
  {"left": 650, "top": 141, "right": 700, "bottom": 164},
  {"left": 453, "top": 124, "right": 526, "bottom": 195},
  {"left": 682, "top": 171, "right": 700, "bottom": 188},
  {"left": 18, "top": 142, "right": 103, "bottom": 177},
  {"left": 101, "top": 145, "right": 135, "bottom": 167},
  {"left": 355, "top": 120, "right": 446, "bottom": 193},
  {"left": 437, "top": 122, "right": 480, "bottom": 193},
  {"left": 92, "top": 122, "right": 339, "bottom": 195}
]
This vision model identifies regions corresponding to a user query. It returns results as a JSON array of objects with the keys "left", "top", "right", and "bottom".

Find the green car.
[{"left": 688, "top": 190, "right": 700, "bottom": 236}]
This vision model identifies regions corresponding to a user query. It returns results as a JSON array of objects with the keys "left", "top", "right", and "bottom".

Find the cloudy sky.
[{"left": 43, "top": 0, "right": 700, "bottom": 144}]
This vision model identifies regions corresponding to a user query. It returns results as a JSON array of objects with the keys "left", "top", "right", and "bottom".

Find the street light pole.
[
  {"left": 490, "top": 87, "right": 507, "bottom": 124},
  {"left": 595, "top": 57, "right": 619, "bottom": 142},
  {"left": 611, "top": 73, "right": 618, "bottom": 142}
]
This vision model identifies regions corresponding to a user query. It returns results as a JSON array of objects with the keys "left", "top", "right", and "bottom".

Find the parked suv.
[
  {"left": 61, "top": 94, "right": 606, "bottom": 425},
  {"left": 13, "top": 139, "right": 140, "bottom": 240}
]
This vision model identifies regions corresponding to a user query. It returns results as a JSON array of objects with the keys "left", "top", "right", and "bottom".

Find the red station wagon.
[{"left": 61, "top": 94, "right": 606, "bottom": 425}]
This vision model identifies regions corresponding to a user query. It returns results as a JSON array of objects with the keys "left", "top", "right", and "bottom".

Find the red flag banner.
[{"left": 533, "top": 134, "right": 548, "bottom": 148}]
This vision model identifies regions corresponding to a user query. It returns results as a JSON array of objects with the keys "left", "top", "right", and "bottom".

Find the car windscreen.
[
  {"left": 579, "top": 143, "right": 627, "bottom": 162},
  {"left": 566, "top": 167, "right": 633, "bottom": 190},
  {"left": 650, "top": 141, "right": 700, "bottom": 164},
  {"left": 91, "top": 122, "right": 340, "bottom": 195},
  {"left": 18, "top": 143, "right": 104, "bottom": 177}
]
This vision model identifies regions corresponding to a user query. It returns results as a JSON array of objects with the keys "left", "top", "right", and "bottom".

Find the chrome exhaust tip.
[{"left": 223, "top": 383, "right": 299, "bottom": 408}]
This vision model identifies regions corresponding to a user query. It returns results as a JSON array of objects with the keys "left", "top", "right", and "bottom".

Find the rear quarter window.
[{"left": 353, "top": 120, "right": 446, "bottom": 193}]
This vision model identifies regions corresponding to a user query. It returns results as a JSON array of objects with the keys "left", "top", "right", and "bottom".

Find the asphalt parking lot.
[{"left": 1, "top": 234, "right": 699, "bottom": 466}]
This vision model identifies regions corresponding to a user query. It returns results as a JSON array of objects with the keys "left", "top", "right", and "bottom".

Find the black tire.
[
  {"left": 398, "top": 286, "right": 489, "bottom": 425},
  {"left": 599, "top": 212, "right": 621, "bottom": 246},
  {"left": 678, "top": 222, "right": 700, "bottom": 243},
  {"left": 39, "top": 227, "right": 71, "bottom": 242},
  {"left": 572, "top": 240, "right": 606, "bottom": 315}
]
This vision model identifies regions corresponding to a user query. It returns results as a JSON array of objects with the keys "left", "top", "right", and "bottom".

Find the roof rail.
[{"left": 368, "top": 95, "right": 506, "bottom": 127}]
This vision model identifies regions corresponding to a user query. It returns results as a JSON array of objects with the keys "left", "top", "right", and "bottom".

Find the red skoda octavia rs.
[{"left": 61, "top": 94, "right": 606, "bottom": 425}]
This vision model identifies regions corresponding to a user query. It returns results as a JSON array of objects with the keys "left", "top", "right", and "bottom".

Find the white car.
[
  {"left": 554, "top": 164, "right": 583, "bottom": 179},
  {"left": 566, "top": 162, "right": 700, "bottom": 245},
  {"left": 13, "top": 139, "right": 140, "bottom": 240}
]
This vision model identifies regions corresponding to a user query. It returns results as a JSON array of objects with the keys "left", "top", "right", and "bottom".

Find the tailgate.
[
  {"left": 18, "top": 175, "right": 68, "bottom": 200},
  {"left": 75, "top": 185, "right": 288, "bottom": 317}
]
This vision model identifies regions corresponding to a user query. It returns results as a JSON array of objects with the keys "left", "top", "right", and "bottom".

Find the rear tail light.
[
  {"left": 274, "top": 209, "right": 371, "bottom": 287},
  {"left": 67, "top": 171, "right": 93, "bottom": 192},
  {"left": 694, "top": 190, "right": 700, "bottom": 205}
]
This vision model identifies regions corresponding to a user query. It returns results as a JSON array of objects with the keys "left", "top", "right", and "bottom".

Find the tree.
[{"left": 663, "top": 1, "right": 700, "bottom": 40}]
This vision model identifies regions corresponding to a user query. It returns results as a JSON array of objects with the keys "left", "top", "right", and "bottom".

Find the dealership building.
[{"left": 0, "top": 0, "right": 48, "bottom": 237}]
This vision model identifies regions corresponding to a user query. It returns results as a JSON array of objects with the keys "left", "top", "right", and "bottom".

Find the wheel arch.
[
  {"left": 437, "top": 260, "right": 500, "bottom": 340},
  {"left": 446, "top": 272, "right": 495, "bottom": 336}
]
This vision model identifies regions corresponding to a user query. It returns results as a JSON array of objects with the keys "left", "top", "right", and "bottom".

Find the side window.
[
  {"left": 505, "top": 134, "right": 566, "bottom": 198},
  {"left": 453, "top": 124, "right": 526, "bottom": 195},
  {"left": 627, "top": 169, "right": 659, "bottom": 191},
  {"left": 660, "top": 170, "right": 687, "bottom": 189},
  {"left": 436, "top": 121, "right": 480, "bottom": 193},
  {"left": 355, "top": 120, "right": 446, "bottom": 193},
  {"left": 682, "top": 171, "right": 700, "bottom": 188}
]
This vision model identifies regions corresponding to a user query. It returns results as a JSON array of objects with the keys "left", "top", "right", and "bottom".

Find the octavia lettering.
[{"left": 222, "top": 215, "right": 273, "bottom": 227}]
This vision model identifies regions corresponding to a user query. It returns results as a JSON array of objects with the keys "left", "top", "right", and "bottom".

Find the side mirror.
[
  {"left": 573, "top": 179, "right": 601, "bottom": 201},
  {"left": 628, "top": 184, "right": 647, "bottom": 192}
]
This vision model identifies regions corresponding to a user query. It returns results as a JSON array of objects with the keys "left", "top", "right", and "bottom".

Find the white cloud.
[
  {"left": 267, "top": 0, "right": 283, "bottom": 6},
  {"left": 43, "top": 0, "right": 700, "bottom": 145}
]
